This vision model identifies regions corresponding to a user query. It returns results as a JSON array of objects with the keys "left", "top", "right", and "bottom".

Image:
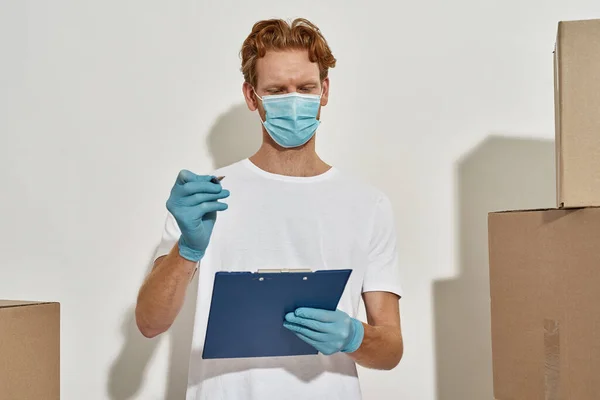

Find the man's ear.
[
  {"left": 242, "top": 82, "right": 258, "bottom": 111},
  {"left": 320, "top": 77, "right": 330, "bottom": 107}
]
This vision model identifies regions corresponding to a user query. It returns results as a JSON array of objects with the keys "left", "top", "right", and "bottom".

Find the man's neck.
[{"left": 249, "top": 136, "right": 331, "bottom": 177}]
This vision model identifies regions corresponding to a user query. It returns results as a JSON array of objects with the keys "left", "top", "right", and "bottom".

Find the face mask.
[{"left": 254, "top": 90, "right": 322, "bottom": 148}]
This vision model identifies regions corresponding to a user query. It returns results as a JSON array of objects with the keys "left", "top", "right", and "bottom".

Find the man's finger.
[
  {"left": 290, "top": 331, "right": 322, "bottom": 351},
  {"left": 285, "top": 312, "right": 329, "bottom": 333},
  {"left": 197, "top": 201, "right": 229, "bottom": 216},
  {"left": 283, "top": 322, "right": 328, "bottom": 342},
  {"left": 176, "top": 170, "right": 215, "bottom": 185},
  {"left": 294, "top": 308, "right": 338, "bottom": 323},
  {"left": 177, "top": 181, "right": 222, "bottom": 196},
  {"left": 185, "top": 201, "right": 228, "bottom": 221},
  {"left": 179, "top": 190, "right": 230, "bottom": 206}
]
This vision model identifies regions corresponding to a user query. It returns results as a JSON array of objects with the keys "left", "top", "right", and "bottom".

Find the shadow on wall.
[
  {"left": 106, "top": 103, "right": 261, "bottom": 399},
  {"left": 433, "top": 135, "right": 555, "bottom": 400},
  {"left": 206, "top": 103, "right": 262, "bottom": 169},
  {"left": 107, "top": 255, "right": 200, "bottom": 400}
]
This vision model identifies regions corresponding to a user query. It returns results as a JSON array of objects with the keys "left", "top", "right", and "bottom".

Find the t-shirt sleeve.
[
  {"left": 362, "top": 194, "right": 403, "bottom": 297},
  {"left": 153, "top": 211, "right": 182, "bottom": 261}
]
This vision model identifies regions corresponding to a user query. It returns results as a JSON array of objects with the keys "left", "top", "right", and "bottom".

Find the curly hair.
[{"left": 240, "top": 18, "right": 337, "bottom": 88}]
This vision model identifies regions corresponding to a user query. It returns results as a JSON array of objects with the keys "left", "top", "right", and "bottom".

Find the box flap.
[
  {"left": 555, "top": 21, "right": 563, "bottom": 208},
  {"left": 489, "top": 206, "right": 600, "bottom": 215},
  {"left": 489, "top": 207, "right": 558, "bottom": 215},
  {"left": 0, "top": 300, "right": 55, "bottom": 309}
]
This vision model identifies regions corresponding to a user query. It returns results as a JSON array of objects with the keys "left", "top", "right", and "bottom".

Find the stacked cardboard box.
[
  {"left": 488, "top": 19, "right": 600, "bottom": 400},
  {"left": 0, "top": 300, "right": 60, "bottom": 400}
]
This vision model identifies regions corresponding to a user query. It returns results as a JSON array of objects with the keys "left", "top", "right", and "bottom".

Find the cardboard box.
[
  {"left": 0, "top": 300, "right": 60, "bottom": 400},
  {"left": 488, "top": 207, "right": 600, "bottom": 399},
  {"left": 554, "top": 19, "right": 600, "bottom": 208}
]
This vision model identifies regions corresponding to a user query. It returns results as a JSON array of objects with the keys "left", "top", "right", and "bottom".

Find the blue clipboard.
[{"left": 202, "top": 268, "right": 352, "bottom": 359}]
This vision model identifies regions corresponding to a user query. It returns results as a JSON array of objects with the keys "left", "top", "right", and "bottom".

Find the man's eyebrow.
[
  {"left": 298, "top": 80, "right": 320, "bottom": 86},
  {"left": 261, "top": 81, "right": 320, "bottom": 89}
]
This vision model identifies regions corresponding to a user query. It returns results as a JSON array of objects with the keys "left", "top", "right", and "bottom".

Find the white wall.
[{"left": 1, "top": 1, "right": 599, "bottom": 399}]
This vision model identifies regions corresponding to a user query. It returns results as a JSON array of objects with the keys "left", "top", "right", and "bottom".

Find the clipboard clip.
[
  {"left": 257, "top": 268, "right": 313, "bottom": 273},
  {"left": 256, "top": 268, "right": 312, "bottom": 282}
]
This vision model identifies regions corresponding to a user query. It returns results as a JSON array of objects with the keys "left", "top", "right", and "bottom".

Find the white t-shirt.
[{"left": 154, "top": 158, "right": 403, "bottom": 400}]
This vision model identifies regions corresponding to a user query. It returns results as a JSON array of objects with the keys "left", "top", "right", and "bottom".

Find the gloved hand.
[
  {"left": 166, "top": 170, "right": 230, "bottom": 262},
  {"left": 283, "top": 308, "right": 365, "bottom": 355}
]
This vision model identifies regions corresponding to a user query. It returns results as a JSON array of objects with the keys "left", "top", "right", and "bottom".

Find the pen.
[{"left": 210, "top": 176, "right": 225, "bottom": 184}]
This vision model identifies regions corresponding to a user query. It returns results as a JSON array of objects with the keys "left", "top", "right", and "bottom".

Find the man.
[{"left": 135, "top": 17, "right": 403, "bottom": 400}]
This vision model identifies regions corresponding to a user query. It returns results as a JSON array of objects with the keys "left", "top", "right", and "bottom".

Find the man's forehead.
[{"left": 256, "top": 49, "right": 320, "bottom": 87}]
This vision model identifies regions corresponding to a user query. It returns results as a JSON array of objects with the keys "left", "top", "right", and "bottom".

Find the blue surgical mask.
[{"left": 254, "top": 90, "right": 322, "bottom": 148}]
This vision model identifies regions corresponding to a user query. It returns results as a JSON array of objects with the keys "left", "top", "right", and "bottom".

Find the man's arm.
[
  {"left": 284, "top": 194, "right": 404, "bottom": 366},
  {"left": 135, "top": 170, "right": 229, "bottom": 338},
  {"left": 135, "top": 244, "right": 197, "bottom": 338},
  {"left": 283, "top": 291, "right": 403, "bottom": 370},
  {"left": 347, "top": 291, "right": 403, "bottom": 370}
]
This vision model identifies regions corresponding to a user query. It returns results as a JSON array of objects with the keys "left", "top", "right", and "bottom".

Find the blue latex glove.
[
  {"left": 283, "top": 308, "right": 365, "bottom": 355},
  {"left": 166, "top": 170, "right": 229, "bottom": 262}
]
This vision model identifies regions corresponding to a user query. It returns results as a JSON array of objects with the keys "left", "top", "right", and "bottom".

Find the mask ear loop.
[
  {"left": 252, "top": 87, "right": 263, "bottom": 102},
  {"left": 252, "top": 88, "right": 268, "bottom": 125}
]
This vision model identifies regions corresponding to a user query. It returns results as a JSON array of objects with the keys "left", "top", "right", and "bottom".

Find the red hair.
[{"left": 240, "top": 18, "right": 337, "bottom": 87}]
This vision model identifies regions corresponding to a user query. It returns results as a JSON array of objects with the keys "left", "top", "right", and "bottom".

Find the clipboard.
[{"left": 202, "top": 268, "right": 352, "bottom": 359}]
